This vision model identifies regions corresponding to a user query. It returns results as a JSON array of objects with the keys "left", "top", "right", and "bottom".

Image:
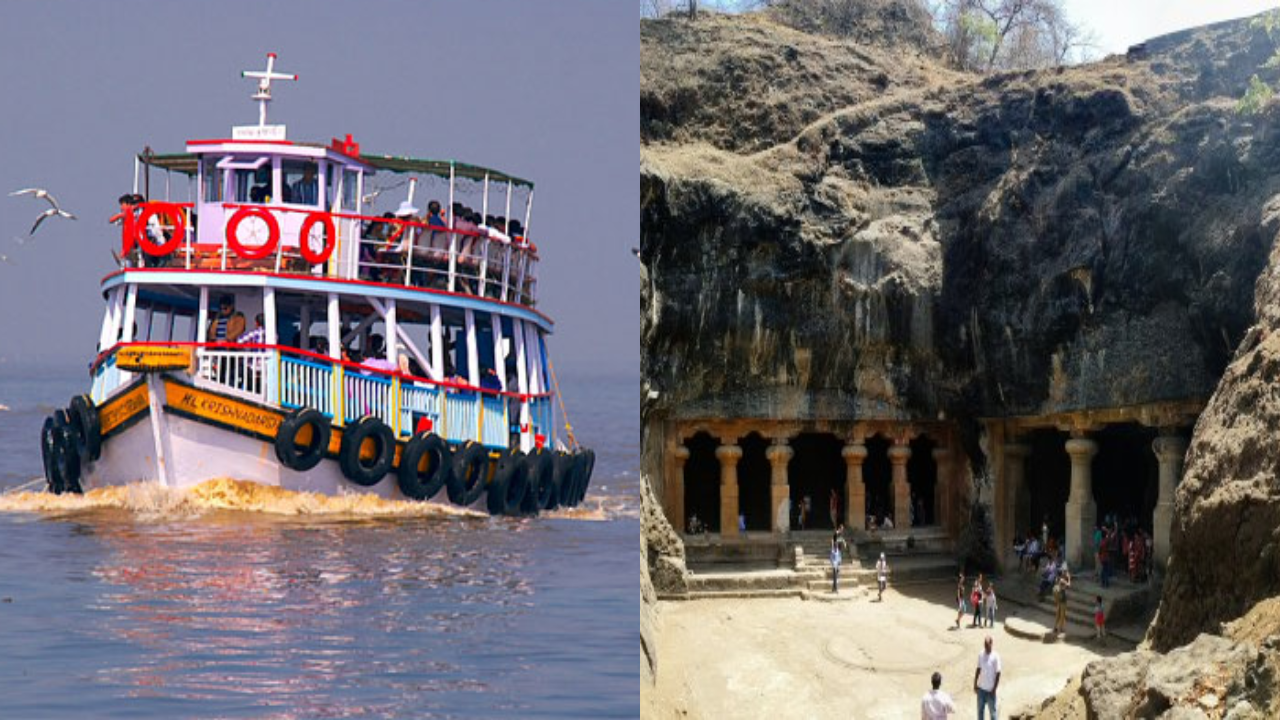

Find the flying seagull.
[
  {"left": 11, "top": 187, "right": 76, "bottom": 236},
  {"left": 29, "top": 207, "right": 77, "bottom": 236}
]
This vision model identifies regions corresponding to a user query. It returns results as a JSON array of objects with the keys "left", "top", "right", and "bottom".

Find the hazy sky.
[
  {"left": 1064, "top": 0, "right": 1279, "bottom": 55},
  {"left": 0, "top": 0, "right": 637, "bottom": 374}
]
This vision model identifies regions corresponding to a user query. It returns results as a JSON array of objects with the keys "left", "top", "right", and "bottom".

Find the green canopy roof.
[{"left": 138, "top": 149, "right": 533, "bottom": 189}]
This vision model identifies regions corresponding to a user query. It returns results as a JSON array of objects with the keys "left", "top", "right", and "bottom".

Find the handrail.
[{"left": 89, "top": 340, "right": 552, "bottom": 401}]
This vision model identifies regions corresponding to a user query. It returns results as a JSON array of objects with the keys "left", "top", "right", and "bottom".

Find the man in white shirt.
[
  {"left": 921, "top": 671, "right": 956, "bottom": 719},
  {"left": 974, "top": 635, "right": 1001, "bottom": 720}
]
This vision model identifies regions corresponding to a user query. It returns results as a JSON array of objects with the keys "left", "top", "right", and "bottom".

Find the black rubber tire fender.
[
  {"left": 67, "top": 394, "right": 102, "bottom": 463},
  {"left": 397, "top": 432, "right": 452, "bottom": 501},
  {"left": 487, "top": 449, "right": 529, "bottom": 516},
  {"left": 41, "top": 415, "right": 62, "bottom": 494},
  {"left": 575, "top": 448, "right": 596, "bottom": 506},
  {"left": 275, "top": 407, "right": 332, "bottom": 472},
  {"left": 553, "top": 450, "right": 575, "bottom": 508},
  {"left": 524, "top": 448, "right": 555, "bottom": 513},
  {"left": 564, "top": 451, "right": 589, "bottom": 508},
  {"left": 448, "top": 441, "right": 489, "bottom": 506},
  {"left": 338, "top": 416, "right": 394, "bottom": 487},
  {"left": 51, "top": 410, "right": 82, "bottom": 494}
]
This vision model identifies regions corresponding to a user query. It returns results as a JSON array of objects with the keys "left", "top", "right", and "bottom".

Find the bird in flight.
[{"left": 11, "top": 187, "right": 77, "bottom": 236}]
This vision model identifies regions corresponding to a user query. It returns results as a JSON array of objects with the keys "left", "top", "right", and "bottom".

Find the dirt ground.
[{"left": 644, "top": 582, "right": 1129, "bottom": 719}]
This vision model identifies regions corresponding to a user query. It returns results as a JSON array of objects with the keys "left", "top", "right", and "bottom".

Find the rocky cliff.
[
  {"left": 642, "top": 11, "right": 1279, "bottom": 430},
  {"left": 642, "top": 6, "right": 1280, "bottom": 664}
]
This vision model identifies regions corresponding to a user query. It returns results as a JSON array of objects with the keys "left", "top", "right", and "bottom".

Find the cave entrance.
[
  {"left": 1093, "top": 423, "right": 1158, "bottom": 533},
  {"left": 683, "top": 432, "right": 720, "bottom": 534},
  {"left": 738, "top": 433, "right": 772, "bottom": 533},
  {"left": 788, "top": 432, "right": 844, "bottom": 530},
  {"left": 908, "top": 435, "right": 938, "bottom": 527},
  {"left": 1026, "top": 429, "right": 1071, "bottom": 546},
  {"left": 864, "top": 436, "right": 892, "bottom": 528}
]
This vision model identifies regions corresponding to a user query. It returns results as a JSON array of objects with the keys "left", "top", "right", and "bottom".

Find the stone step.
[{"left": 659, "top": 588, "right": 804, "bottom": 601}]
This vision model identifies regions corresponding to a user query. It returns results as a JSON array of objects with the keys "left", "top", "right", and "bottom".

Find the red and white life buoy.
[
  {"left": 226, "top": 206, "right": 280, "bottom": 260},
  {"left": 135, "top": 202, "right": 186, "bottom": 256},
  {"left": 298, "top": 212, "right": 336, "bottom": 265}
]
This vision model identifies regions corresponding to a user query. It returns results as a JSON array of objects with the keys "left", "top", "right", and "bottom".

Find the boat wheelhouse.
[{"left": 40, "top": 54, "right": 594, "bottom": 514}]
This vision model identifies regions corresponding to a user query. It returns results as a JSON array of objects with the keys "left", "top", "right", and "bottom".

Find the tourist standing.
[
  {"left": 974, "top": 635, "right": 1002, "bottom": 720},
  {"left": 1053, "top": 573, "right": 1071, "bottom": 637},
  {"left": 955, "top": 573, "right": 967, "bottom": 629},
  {"left": 984, "top": 583, "right": 998, "bottom": 628},
  {"left": 921, "top": 671, "right": 956, "bottom": 719},
  {"left": 830, "top": 533, "right": 842, "bottom": 594},
  {"left": 829, "top": 488, "right": 839, "bottom": 529},
  {"left": 971, "top": 574, "right": 985, "bottom": 627},
  {"left": 876, "top": 552, "right": 888, "bottom": 601},
  {"left": 1094, "top": 595, "right": 1106, "bottom": 641}
]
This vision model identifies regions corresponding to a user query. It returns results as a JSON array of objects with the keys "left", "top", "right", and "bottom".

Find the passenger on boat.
[
  {"left": 208, "top": 295, "right": 246, "bottom": 342},
  {"left": 480, "top": 367, "right": 502, "bottom": 392},
  {"left": 249, "top": 167, "right": 271, "bottom": 203},
  {"left": 361, "top": 334, "right": 396, "bottom": 373},
  {"left": 382, "top": 201, "right": 421, "bottom": 282},
  {"left": 291, "top": 166, "right": 318, "bottom": 206},
  {"left": 238, "top": 314, "right": 266, "bottom": 345}
]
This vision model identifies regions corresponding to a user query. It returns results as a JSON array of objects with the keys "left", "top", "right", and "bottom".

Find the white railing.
[
  {"left": 480, "top": 393, "right": 509, "bottom": 447},
  {"left": 90, "top": 356, "right": 128, "bottom": 403},
  {"left": 442, "top": 391, "right": 479, "bottom": 444},
  {"left": 196, "top": 348, "right": 272, "bottom": 402}
]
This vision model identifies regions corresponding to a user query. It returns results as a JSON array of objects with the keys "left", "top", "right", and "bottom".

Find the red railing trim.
[{"left": 91, "top": 340, "right": 553, "bottom": 401}]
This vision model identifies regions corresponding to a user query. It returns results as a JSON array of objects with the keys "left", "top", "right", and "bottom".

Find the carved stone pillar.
[
  {"left": 842, "top": 443, "right": 868, "bottom": 531},
  {"left": 888, "top": 442, "right": 912, "bottom": 530},
  {"left": 1152, "top": 435, "right": 1187, "bottom": 570},
  {"left": 716, "top": 444, "right": 743, "bottom": 539},
  {"left": 766, "top": 440, "right": 794, "bottom": 536},
  {"left": 670, "top": 445, "right": 690, "bottom": 532},
  {"left": 1002, "top": 443, "right": 1031, "bottom": 567},
  {"left": 1065, "top": 436, "right": 1098, "bottom": 569}
]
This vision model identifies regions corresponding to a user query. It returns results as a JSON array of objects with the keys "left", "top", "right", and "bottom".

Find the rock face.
[
  {"left": 642, "top": 12, "right": 1280, "bottom": 433},
  {"left": 1147, "top": 212, "right": 1280, "bottom": 650},
  {"left": 1017, "top": 597, "right": 1280, "bottom": 718}
]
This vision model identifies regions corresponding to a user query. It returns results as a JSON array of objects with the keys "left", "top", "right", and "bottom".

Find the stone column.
[
  {"left": 716, "top": 444, "right": 743, "bottom": 539},
  {"left": 1152, "top": 435, "right": 1187, "bottom": 570},
  {"left": 932, "top": 447, "right": 951, "bottom": 530},
  {"left": 1002, "top": 443, "right": 1031, "bottom": 567},
  {"left": 670, "top": 445, "right": 690, "bottom": 533},
  {"left": 766, "top": 440, "right": 794, "bottom": 536},
  {"left": 1064, "top": 436, "right": 1098, "bottom": 569},
  {"left": 842, "top": 443, "right": 868, "bottom": 531},
  {"left": 888, "top": 442, "right": 912, "bottom": 530}
]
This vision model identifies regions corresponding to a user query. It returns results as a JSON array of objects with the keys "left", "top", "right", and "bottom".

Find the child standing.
[{"left": 1094, "top": 595, "right": 1106, "bottom": 640}]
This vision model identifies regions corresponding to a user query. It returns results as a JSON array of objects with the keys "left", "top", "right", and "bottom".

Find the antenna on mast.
[{"left": 241, "top": 52, "right": 297, "bottom": 127}]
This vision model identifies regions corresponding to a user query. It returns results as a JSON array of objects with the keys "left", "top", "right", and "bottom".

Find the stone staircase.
[{"left": 999, "top": 569, "right": 1153, "bottom": 645}]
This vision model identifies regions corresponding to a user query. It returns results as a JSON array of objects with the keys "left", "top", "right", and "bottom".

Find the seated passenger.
[
  {"left": 238, "top": 314, "right": 266, "bottom": 345},
  {"left": 479, "top": 367, "right": 502, "bottom": 391},
  {"left": 291, "top": 166, "right": 318, "bottom": 206}
]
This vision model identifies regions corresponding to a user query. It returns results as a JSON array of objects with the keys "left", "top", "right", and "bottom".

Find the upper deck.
[{"left": 119, "top": 55, "right": 542, "bottom": 310}]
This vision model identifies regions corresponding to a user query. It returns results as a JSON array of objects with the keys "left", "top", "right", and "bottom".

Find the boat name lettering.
[
  {"left": 172, "top": 389, "right": 282, "bottom": 435},
  {"left": 99, "top": 386, "right": 149, "bottom": 433}
]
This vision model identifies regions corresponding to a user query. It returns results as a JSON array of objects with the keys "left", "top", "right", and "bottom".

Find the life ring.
[
  {"left": 338, "top": 416, "right": 394, "bottom": 487},
  {"left": 486, "top": 449, "right": 530, "bottom": 516},
  {"left": 448, "top": 441, "right": 489, "bottom": 506},
  {"left": 397, "top": 432, "right": 452, "bottom": 501},
  {"left": 67, "top": 394, "right": 101, "bottom": 463},
  {"left": 275, "top": 407, "right": 331, "bottom": 472},
  {"left": 226, "top": 206, "right": 280, "bottom": 260},
  {"left": 50, "top": 410, "right": 82, "bottom": 494},
  {"left": 553, "top": 451, "right": 575, "bottom": 509},
  {"left": 41, "top": 415, "right": 61, "bottom": 494},
  {"left": 298, "top": 212, "right": 336, "bottom": 265},
  {"left": 135, "top": 202, "right": 186, "bottom": 256},
  {"left": 524, "top": 448, "right": 555, "bottom": 512}
]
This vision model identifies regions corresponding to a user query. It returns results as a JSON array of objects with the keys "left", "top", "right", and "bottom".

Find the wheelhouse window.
[
  {"left": 201, "top": 157, "right": 223, "bottom": 202},
  {"left": 342, "top": 169, "right": 359, "bottom": 210},
  {"left": 282, "top": 159, "right": 320, "bottom": 206},
  {"left": 217, "top": 155, "right": 272, "bottom": 204}
]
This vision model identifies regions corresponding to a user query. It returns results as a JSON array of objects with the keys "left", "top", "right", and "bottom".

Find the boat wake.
[{"left": 0, "top": 477, "right": 483, "bottom": 520}]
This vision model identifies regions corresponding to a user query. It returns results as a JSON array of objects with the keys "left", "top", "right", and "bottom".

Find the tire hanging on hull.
[
  {"left": 338, "top": 416, "right": 394, "bottom": 487},
  {"left": 449, "top": 441, "right": 489, "bottom": 506},
  {"left": 398, "top": 432, "right": 452, "bottom": 501},
  {"left": 67, "top": 394, "right": 101, "bottom": 463},
  {"left": 486, "top": 448, "right": 531, "bottom": 517},
  {"left": 275, "top": 407, "right": 332, "bottom": 472},
  {"left": 524, "top": 448, "right": 556, "bottom": 512}
]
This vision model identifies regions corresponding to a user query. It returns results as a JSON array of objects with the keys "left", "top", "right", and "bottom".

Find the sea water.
[{"left": 0, "top": 360, "right": 638, "bottom": 718}]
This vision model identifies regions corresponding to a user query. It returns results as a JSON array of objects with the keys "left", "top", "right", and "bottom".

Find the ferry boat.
[{"left": 38, "top": 54, "right": 595, "bottom": 515}]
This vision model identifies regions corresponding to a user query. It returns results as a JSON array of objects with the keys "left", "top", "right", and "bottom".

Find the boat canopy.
[{"left": 139, "top": 150, "right": 532, "bottom": 188}]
